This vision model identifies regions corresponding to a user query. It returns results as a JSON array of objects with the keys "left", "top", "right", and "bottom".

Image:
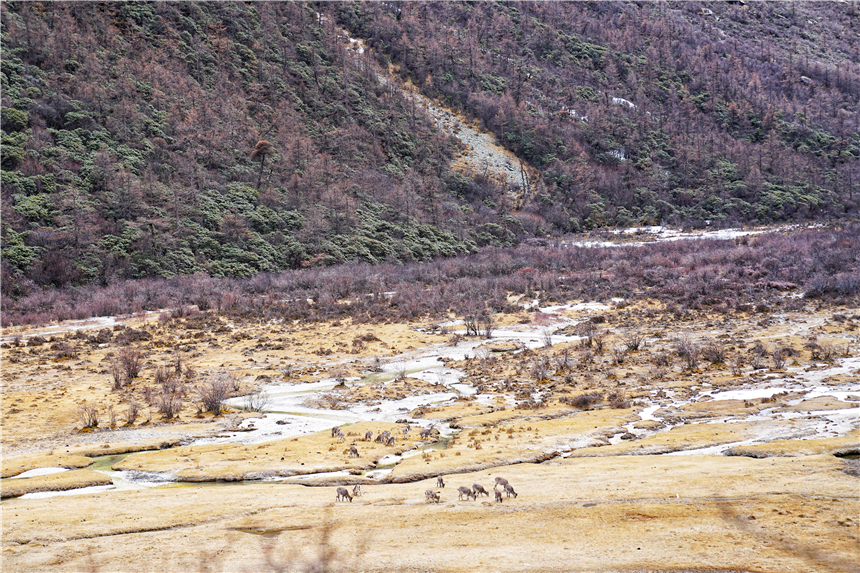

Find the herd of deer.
[
  {"left": 329, "top": 425, "right": 518, "bottom": 504},
  {"left": 330, "top": 424, "right": 441, "bottom": 459},
  {"left": 429, "top": 476, "right": 517, "bottom": 503},
  {"left": 335, "top": 485, "right": 362, "bottom": 502},
  {"left": 336, "top": 476, "right": 517, "bottom": 503}
]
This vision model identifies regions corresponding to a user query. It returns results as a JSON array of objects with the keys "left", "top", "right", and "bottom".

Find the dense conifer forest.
[{"left": 2, "top": 1, "right": 858, "bottom": 296}]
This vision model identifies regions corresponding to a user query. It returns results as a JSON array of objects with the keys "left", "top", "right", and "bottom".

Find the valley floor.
[{"left": 1, "top": 295, "right": 858, "bottom": 572}]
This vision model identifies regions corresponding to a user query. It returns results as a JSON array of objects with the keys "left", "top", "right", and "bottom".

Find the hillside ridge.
[{"left": 1, "top": 1, "right": 858, "bottom": 293}]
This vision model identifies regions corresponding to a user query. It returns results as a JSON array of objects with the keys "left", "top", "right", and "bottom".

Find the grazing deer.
[
  {"left": 336, "top": 487, "right": 352, "bottom": 502},
  {"left": 419, "top": 425, "right": 436, "bottom": 440},
  {"left": 494, "top": 477, "right": 509, "bottom": 488},
  {"left": 458, "top": 486, "right": 476, "bottom": 501},
  {"left": 352, "top": 484, "right": 362, "bottom": 497},
  {"left": 349, "top": 444, "right": 359, "bottom": 458},
  {"left": 365, "top": 430, "right": 373, "bottom": 442},
  {"left": 385, "top": 435, "right": 396, "bottom": 446},
  {"left": 504, "top": 483, "right": 518, "bottom": 498},
  {"left": 375, "top": 430, "right": 391, "bottom": 444},
  {"left": 495, "top": 489, "right": 503, "bottom": 503},
  {"left": 401, "top": 426, "right": 410, "bottom": 438},
  {"left": 436, "top": 476, "right": 445, "bottom": 488},
  {"left": 425, "top": 490, "right": 440, "bottom": 503},
  {"left": 472, "top": 483, "right": 489, "bottom": 497},
  {"left": 331, "top": 426, "right": 341, "bottom": 439},
  {"left": 335, "top": 429, "right": 345, "bottom": 443}
]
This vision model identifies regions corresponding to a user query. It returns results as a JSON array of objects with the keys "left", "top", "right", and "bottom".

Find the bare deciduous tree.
[{"left": 251, "top": 139, "right": 274, "bottom": 191}]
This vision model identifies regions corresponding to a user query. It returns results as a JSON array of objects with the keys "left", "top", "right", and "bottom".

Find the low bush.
[
  {"left": 78, "top": 405, "right": 99, "bottom": 428},
  {"left": 622, "top": 332, "right": 644, "bottom": 352},
  {"left": 702, "top": 341, "right": 727, "bottom": 365},
  {"left": 110, "top": 360, "right": 129, "bottom": 390},
  {"left": 198, "top": 374, "right": 234, "bottom": 415},
  {"left": 156, "top": 392, "right": 183, "bottom": 419},
  {"left": 243, "top": 390, "right": 271, "bottom": 413},
  {"left": 126, "top": 401, "right": 140, "bottom": 424},
  {"left": 117, "top": 347, "right": 144, "bottom": 379},
  {"left": 675, "top": 337, "right": 700, "bottom": 370},
  {"left": 561, "top": 392, "right": 603, "bottom": 409}
]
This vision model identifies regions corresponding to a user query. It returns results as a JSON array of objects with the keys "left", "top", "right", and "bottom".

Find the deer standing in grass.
[
  {"left": 425, "top": 490, "right": 440, "bottom": 503},
  {"left": 375, "top": 430, "right": 391, "bottom": 444},
  {"left": 419, "top": 425, "right": 437, "bottom": 440},
  {"left": 336, "top": 487, "right": 352, "bottom": 502},
  {"left": 472, "top": 483, "right": 489, "bottom": 497},
  {"left": 349, "top": 444, "right": 359, "bottom": 458},
  {"left": 332, "top": 427, "right": 345, "bottom": 443},
  {"left": 352, "top": 484, "right": 362, "bottom": 497}
]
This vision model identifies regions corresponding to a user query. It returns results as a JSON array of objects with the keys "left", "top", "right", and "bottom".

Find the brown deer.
[
  {"left": 494, "top": 476, "right": 509, "bottom": 488},
  {"left": 336, "top": 487, "right": 352, "bottom": 502},
  {"left": 504, "top": 483, "right": 518, "bottom": 498},
  {"left": 472, "top": 483, "right": 489, "bottom": 497},
  {"left": 375, "top": 430, "right": 391, "bottom": 444},
  {"left": 352, "top": 484, "right": 362, "bottom": 497},
  {"left": 458, "top": 486, "right": 476, "bottom": 501},
  {"left": 349, "top": 444, "right": 359, "bottom": 458},
  {"left": 494, "top": 489, "right": 503, "bottom": 503},
  {"left": 419, "top": 425, "right": 437, "bottom": 439},
  {"left": 331, "top": 426, "right": 341, "bottom": 438},
  {"left": 425, "top": 490, "right": 440, "bottom": 503},
  {"left": 436, "top": 476, "right": 445, "bottom": 488},
  {"left": 365, "top": 430, "right": 373, "bottom": 442}
]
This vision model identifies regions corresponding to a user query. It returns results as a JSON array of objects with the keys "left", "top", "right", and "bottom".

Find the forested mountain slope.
[{"left": 2, "top": 1, "right": 858, "bottom": 294}]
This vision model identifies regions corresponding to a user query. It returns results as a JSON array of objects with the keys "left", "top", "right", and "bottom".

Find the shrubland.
[{"left": 2, "top": 223, "right": 857, "bottom": 328}]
